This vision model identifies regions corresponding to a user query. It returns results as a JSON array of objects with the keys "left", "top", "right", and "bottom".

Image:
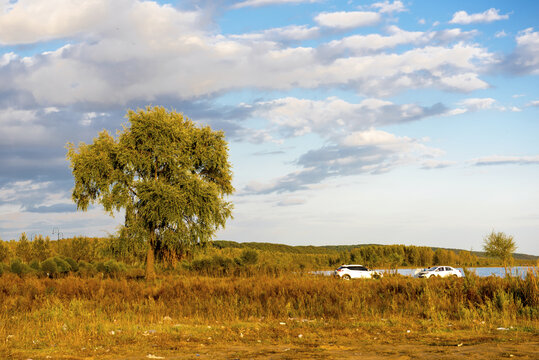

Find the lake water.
[{"left": 315, "top": 266, "right": 537, "bottom": 279}]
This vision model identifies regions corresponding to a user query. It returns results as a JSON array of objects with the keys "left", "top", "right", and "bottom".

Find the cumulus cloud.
[
  {"left": 471, "top": 155, "right": 539, "bottom": 166},
  {"left": 421, "top": 160, "right": 456, "bottom": 170},
  {"left": 231, "top": 0, "right": 317, "bottom": 9},
  {"left": 277, "top": 197, "right": 306, "bottom": 206},
  {"left": 0, "top": 0, "right": 203, "bottom": 45},
  {"left": 244, "top": 129, "right": 444, "bottom": 194},
  {"left": 371, "top": 1, "right": 406, "bottom": 14},
  {"left": 314, "top": 11, "right": 381, "bottom": 29},
  {"left": 447, "top": 97, "right": 514, "bottom": 115},
  {"left": 253, "top": 96, "right": 447, "bottom": 138},
  {"left": 449, "top": 8, "right": 509, "bottom": 25},
  {"left": 230, "top": 25, "right": 320, "bottom": 42},
  {"left": 0, "top": 36, "right": 494, "bottom": 105},
  {"left": 0, "top": 1, "right": 495, "bottom": 108},
  {"left": 321, "top": 26, "right": 478, "bottom": 56},
  {"left": 0, "top": 179, "right": 75, "bottom": 215},
  {"left": 459, "top": 97, "right": 497, "bottom": 111},
  {"left": 502, "top": 28, "right": 539, "bottom": 75}
]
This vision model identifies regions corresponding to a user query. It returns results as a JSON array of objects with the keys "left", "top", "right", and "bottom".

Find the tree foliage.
[
  {"left": 15, "top": 233, "right": 32, "bottom": 262},
  {"left": 483, "top": 230, "right": 517, "bottom": 269},
  {"left": 66, "top": 106, "right": 234, "bottom": 279}
]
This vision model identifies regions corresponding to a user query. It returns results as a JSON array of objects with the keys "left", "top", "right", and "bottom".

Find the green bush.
[
  {"left": 10, "top": 258, "right": 31, "bottom": 276},
  {"left": 29, "top": 259, "right": 41, "bottom": 271},
  {"left": 63, "top": 257, "right": 79, "bottom": 272},
  {"left": 96, "top": 260, "right": 126, "bottom": 278},
  {"left": 0, "top": 241, "right": 11, "bottom": 262},
  {"left": 77, "top": 261, "right": 96, "bottom": 277},
  {"left": 53, "top": 257, "right": 72, "bottom": 274},
  {"left": 41, "top": 258, "right": 58, "bottom": 277},
  {"left": 240, "top": 249, "right": 259, "bottom": 265},
  {"left": 191, "top": 255, "right": 236, "bottom": 276}
]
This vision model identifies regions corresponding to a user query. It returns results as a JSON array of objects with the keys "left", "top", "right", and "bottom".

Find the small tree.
[
  {"left": 67, "top": 106, "right": 234, "bottom": 279},
  {"left": 15, "top": 233, "right": 32, "bottom": 262},
  {"left": 31, "top": 235, "right": 52, "bottom": 261},
  {"left": 483, "top": 230, "right": 517, "bottom": 274},
  {"left": 0, "top": 240, "right": 11, "bottom": 263}
]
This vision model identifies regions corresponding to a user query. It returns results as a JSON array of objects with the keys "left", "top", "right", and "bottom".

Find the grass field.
[{"left": 1, "top": 271, "right": 537, "bottom": 359}]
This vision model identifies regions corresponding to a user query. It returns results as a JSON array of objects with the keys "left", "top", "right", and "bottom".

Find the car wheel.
[{"left": 342, "top": 275, "right": 351, "bottom": 280}]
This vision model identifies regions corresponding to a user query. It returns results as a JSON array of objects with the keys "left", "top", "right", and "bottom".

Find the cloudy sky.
[{"left": 0, "top": 0, "right": 538, "bottom": 254}]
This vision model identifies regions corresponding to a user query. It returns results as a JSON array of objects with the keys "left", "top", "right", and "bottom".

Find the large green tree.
[
  {"left": 66, "top": 106, "right": 234, "bottom": 279},
  {"left": 483, "top": 230, "right": 517, "bottom": 272}
]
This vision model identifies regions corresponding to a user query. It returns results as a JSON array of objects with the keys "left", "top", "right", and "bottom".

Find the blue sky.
[{"left": 0, "top": 0, "right": 538, "bottom": 254}]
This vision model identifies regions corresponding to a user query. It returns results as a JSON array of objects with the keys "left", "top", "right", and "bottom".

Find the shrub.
[
  {"left": 53, "top": 257, "right": 72, "bottom": 274},
  {"left": 240, "top": 249, "right": 259, "bottom": 265},
  {"left": 0, "top": 241, "right": 11, "bottom": 262},
  {"left": 10, "top": 258, "right": 31, "bottom": 276},
  {"left": 41, "top": 258, "right": 58, "bottom": 277},
  {"left": 29, "top": 259, "right": 41, "bottom": 271},
  {"left": 63, "top": 257, "right": 79, "bottom": 272},
  {"left": 96, "top": 260, "right": 126, "bottom": 278},
  {"left": 77, "top": 261, "right": 96, "bottom": 277}
]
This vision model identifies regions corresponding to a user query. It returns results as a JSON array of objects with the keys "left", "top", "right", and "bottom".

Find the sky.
[{"left": 0, "top": 0, "right": 538, "bottom": 254}]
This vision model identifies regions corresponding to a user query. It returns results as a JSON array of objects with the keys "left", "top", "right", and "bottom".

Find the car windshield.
[{"left": 427, "top": 267, "right": 439, "bottom": 271}]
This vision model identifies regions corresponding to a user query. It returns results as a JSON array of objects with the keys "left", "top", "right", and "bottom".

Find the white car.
[
  {"left": 415, "top": 266, "right": 462, "bottom": 278},
  {"left": 334, "top": 264, "right": 383, "bottom": 280}
]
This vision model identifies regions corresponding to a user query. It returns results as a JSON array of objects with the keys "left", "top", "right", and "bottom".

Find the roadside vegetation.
[
  {"left": 0, "top": 233, "right": 536, "bottom": 280},
  {"left": 0, "top": 267, "right": 537, "bottom": 358},
  {"left": 1, "top": 233, "right": 537, "bottom": 358}
]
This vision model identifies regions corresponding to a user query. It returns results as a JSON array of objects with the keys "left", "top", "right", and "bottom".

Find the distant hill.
[{"left": 212, "top": 240, "right": 538, "bottom": 261}]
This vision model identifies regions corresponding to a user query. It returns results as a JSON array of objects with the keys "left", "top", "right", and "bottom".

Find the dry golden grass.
[{"left": 0, "top": 272, "right": 537, "bottom": 359}]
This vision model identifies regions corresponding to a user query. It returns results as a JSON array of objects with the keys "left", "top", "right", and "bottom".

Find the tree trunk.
[{"left": 145, "top": 231, "right": 156, "bottom": 280}]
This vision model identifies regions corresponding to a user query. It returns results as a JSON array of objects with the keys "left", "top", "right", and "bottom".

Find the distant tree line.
[{"left": 0, "top": 233, "right": 532, "bottom": 279}]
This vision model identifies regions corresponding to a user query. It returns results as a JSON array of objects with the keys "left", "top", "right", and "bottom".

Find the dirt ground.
[{"left": 6, "top": 333, "right": 537, "bottom": 360}]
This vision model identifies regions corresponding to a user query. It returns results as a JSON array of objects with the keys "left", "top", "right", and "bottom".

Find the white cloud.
[
  {"left": 243, "top": 128, "right": 445, "bottom": 194},
  {"left": 495, "top": 30, "right": 507, "bottom": 38},
  {"left": 342, "top": 128, "right": 408, "bottom": 147},
  {"left": 230, "top": 25, "right": 320, "bottom": 42},
  {"left": 458, "top": 97, "right": 497, "bottom": 111},
  {"left": 0, "top": 180, "right": 51, "bottom": 203},
  {"left": 323, "top": 26, "right": 477, "bottom": 55},
  {"left": 277, "top": 197, "right": 306, "bottom": 206},
  {"left": 371, "top": 1, "right": 406, "bottom": 14},
  {"left": 449, "top": 97, "right": 519, "bottom": 115},
  {"left": 0, "top": 2, "right": 495, "bottom": 106},
  {"left": 4, "top": 35, "right": 493, "bottom": 105},
  {"left": 0, "top": 52, "right": 18, "bottom": 66},
  {"left": 528, "top": 100, "right": 539, "bottom": 107},
  {"left": 0, "top": 0, "right": 107, "bottom": 44},
  {"left": 231, "top": 0, "right": 317, "bottom": 9},
  {"left": 254, "top": 96, "right": 448, "bottom": 138},
  {"left": 421, "top": 160, "right": 456, "bottom": 170},
  {"left": 471, "top": 155, "right": 539, "bottom": 166},
  {"left": 0, "top": 0, "right": 202, "bottom": 46},
  {"left": 450, "top": 8, "right": 509, "bottom": 25},
  {"left": 505, "top": 28, "right": 539, "bottom": 75},
  {"left": 448, "top": 98, "right": 506, "bottom": 115},
  {"left": 315, "top": 11, "right": 381, "bottom": 29}
]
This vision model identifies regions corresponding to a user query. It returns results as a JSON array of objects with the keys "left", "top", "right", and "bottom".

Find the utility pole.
[{"left": 52, "top": 227, "right": 63, "bottom": 241}]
